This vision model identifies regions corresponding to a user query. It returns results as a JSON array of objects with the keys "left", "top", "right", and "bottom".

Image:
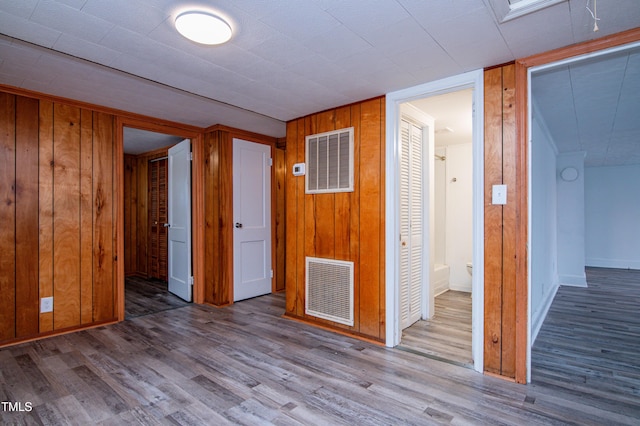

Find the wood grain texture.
[
  {"left": 274, "top": 147, "right": 286, "bottom": 292},
  {"left": 400, "top": 290, "right": 472, "bottom": 368},
  {"left": 284, "top": 97, "right": 385, "bottom": 342},
  {"left": 483, "top": 67, "right": 505, "bottom": 375},
  {"left": 0, "top": 92, "right": 16, "bottom": 342},
  {"left": 92, "top": 111, "right": 115, "bottom": 322},
  {"left": 80, "top": 109, "right": 94, "bottom": 325},
  {"left": 38, "top": 100, "right": 55, "bottom": 333},
  {"left": 284, "top": 120, "right": 299, "bottom": 315},
  {"left": 501, "top": 63, "right": 517, "bottom": 378},
  {"left": 2, "top": 288, "right": 637, "bottom": 425},
  {"left": 135, "top": 156, "right": 148, "bottom": 276},
  {"left": 15, "top": 96, "right": 40, "bottom": 338},
  {"left": 53, "top": 103, "right": 82, "bottom": 330}
]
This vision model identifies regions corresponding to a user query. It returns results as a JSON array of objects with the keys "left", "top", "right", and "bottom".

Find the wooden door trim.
[
  {"left": 116, "top": 117, "right": 205, "bottom": 321},
  {"left": 514, "top": 28, "right": 640, "bottom": 383}
]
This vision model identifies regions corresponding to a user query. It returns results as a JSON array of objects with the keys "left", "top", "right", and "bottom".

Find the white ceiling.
[{"left": 0, "top": 0, "right": 639, "bottom": 158}]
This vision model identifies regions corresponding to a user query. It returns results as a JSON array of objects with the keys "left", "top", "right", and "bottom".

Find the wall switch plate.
[
  {"left": 492, "top": 184, "right": 507, "bottom": 205},
  {"left": 40, "top": 297, "right": 53, "bottom": 313}
]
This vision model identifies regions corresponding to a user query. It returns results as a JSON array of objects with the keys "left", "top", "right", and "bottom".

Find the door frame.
[
  {"left": 116, "top": 117, "right": 204, "bottom": 320},
  {"left": 385, "top": 69, "right": 485, "bottom": 373},
  {"left": 520, "top": 29, "right": 640, "bottom": 384}
]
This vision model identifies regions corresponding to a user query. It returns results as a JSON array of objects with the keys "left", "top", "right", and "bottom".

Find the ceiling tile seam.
[
  {"left": 604, "top": 53, "right": 632, "bottom": 162},
  {"left": 2, "top": 34, "right": 286, "bottom": 125},
  {"left": 395, "top": 0, "right": 468, "bottom": 69},
  {"left": 568, "top": 65, "right": 586, "bottom": 153}
]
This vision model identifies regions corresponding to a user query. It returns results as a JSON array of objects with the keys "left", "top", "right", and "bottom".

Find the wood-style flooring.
[
  {"left": 1, "top": 269, "right": 639, "bottom": 424},
  {"left": 399, "top": 290, "right": 473, "bottom": 368},
  {"left": 531, "top": 267, "right": 640, "bottom": 423},
  {"left": 125, "top": 276, "right": 190, "bottom": 319}
]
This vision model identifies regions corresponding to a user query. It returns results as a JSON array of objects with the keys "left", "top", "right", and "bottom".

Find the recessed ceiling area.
[{"left": 409, "top": 89, "right": 473, "bottom": 147}]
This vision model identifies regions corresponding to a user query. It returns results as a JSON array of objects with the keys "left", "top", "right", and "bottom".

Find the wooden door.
[{"left": 148, "top": 157, "right": 168, "bottom": 281}]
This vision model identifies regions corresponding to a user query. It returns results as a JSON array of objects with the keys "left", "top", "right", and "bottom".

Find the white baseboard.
[
  {"left": 558, "top": 273, "right": 587, "bottom": 287},
  {"left": 531, "top": 282, "right": 559, "bottom": 344},
  {"left": 586, "top": 258, "right": 640, "bottom": 270}
]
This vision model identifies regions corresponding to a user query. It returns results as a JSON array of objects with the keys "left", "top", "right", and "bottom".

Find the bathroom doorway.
[
  {"left": 398, "top": 89, "right": 474, "bottom": 367},
  {"left": 385, "top": 70, "right": 484, "bottom": 372}
]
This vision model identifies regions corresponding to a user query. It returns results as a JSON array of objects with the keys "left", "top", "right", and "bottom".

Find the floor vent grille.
[{"left": 305, "top": 257, "right": 354, "bottom": 326}]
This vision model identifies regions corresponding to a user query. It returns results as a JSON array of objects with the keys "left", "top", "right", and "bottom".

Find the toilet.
[{"left": 466, "top": 262, "right": 473, "bottom": 276}]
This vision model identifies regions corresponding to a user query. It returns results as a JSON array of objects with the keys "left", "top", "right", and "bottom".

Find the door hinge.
[
  {"left": 190, "top": 152, "right": 193, "bottom": 161},
  {"left": 189, "top": 276, "right": 194, "bottom": 286},
  {"left": 270, "top": 270, "right": 274, "bottom": 278},
  {"left": 269, "top": 157, "right": 273, "bottom": 167}
]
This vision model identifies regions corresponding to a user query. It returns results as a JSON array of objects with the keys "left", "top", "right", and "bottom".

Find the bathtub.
[{"left": 433, "top": 263, "right": 450, "bottom": 296}]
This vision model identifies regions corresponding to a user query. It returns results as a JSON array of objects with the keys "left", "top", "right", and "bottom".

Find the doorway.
[
  {"left": 385, "top": 70, "right": 484, "bottom": 373},
  {"left": 232, "top": 138, "right": 273, "bottom": 302},
  {"left": 122, "top": 126, "right": 195, "bottom": 318},
  {"left": 527, "top": 41, "right": 640, "bottom": 381}
]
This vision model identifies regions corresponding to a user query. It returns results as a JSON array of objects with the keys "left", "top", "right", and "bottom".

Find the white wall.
[
  {"left": 445, "top": 143, "right": 473, "bottom": 292},
  {"left": 556, "top": 152, "right": 587, "bottom": 287},
  {"left": 434, "top": 147, "right": 446, "bottom": 266},
  {"left": 530, "top": 117, "right": 559, "bottom": 342},
  {"left": 585, "top": 165, "right": 640, "bottom": 269}
]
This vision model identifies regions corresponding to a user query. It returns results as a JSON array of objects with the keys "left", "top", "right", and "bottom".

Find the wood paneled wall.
[
  {"left": 0, "top": 91, "right": 117, "bottom": 345},
  {"left": 203, "top": 126, "right": 281, "bottom": 305},
  {"left": 483, "top": 63, "right": 527, "bottom": 382},
  {"left": 123, "top": 149, "right": 168, "bottom": 279},
  {"left": 284, "top": 97, "right": 386, "bottom": 342}
]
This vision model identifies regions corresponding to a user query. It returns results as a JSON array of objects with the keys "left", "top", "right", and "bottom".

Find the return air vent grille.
[
  {"left": 306, "top": 127, "right": 354, "bottom": 194},
  {"left": 305, "top": 257, "right": 354, "bottom": 326}
]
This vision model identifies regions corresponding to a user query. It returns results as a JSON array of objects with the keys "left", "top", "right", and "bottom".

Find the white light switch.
[
  {"left": 492, "top": 184, "right": 507, "bottom": 205},
  {"left": 40, "top": 297, "right": 53, "bottom": 313}
]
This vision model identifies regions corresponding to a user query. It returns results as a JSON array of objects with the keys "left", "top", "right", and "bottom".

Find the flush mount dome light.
[{"left": 175, "top": 11, "right": 232, "bottom": 45}]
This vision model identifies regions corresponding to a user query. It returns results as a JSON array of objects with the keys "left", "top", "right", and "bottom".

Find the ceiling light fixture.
[{"left": 175, "top": 11, "right": 232, "bottom": 45}]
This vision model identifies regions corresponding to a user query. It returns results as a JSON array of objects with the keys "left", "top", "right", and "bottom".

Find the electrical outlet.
[{"left": 40, "top": 297, "right": 53, "bottom": 313}]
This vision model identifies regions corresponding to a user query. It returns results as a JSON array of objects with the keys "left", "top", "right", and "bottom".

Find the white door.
[
  {"left": 167, "top": 139, "right": 192, "bottom": 302},
  {"left": 400, "top": 119, "right": 424, "bottom": 329},
  {"left": 233, "top": 139, "right": 272, "bottom": 302}
]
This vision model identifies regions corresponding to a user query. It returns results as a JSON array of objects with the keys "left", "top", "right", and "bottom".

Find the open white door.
[
  {"left": 233, "top": 139, "right": 272, "bottom": 302},
  {"left": 167, "top": 139, "right": 192, "bottom": 302}
]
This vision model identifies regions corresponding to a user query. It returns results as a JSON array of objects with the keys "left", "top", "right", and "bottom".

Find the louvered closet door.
[
  {"left": 149, "top": 158, "right": 168, "bottom": 281},
  {"left": 400, "top": 119, "right": 424, "bottom": 330}
]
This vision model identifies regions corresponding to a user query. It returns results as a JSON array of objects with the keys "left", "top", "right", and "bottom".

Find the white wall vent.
[
  {"left": 305, "top": 257, "right": 354, "bottom": 326},
  {"left": 306, "top": 127, "right": 354, "bottom": 194}
]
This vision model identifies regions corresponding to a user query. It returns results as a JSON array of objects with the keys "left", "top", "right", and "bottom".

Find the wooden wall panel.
[
  {"left": 15, "top": 96, "right": 40, "bottom": 337},
  {"left": 80, "top": 109, "right": 94, "bottom": 325},
  {"left": 38, "top": 100, "right": 55, "bottom": 333},
  {"left": 275, "top": 147, "right": 286, "bottom": 292},
  {"left": 285, "top": 121, "right": 299, "bottom": 315},
  {"left": 123, "top": 154, "right": 136, "bottom": 276},
  {"left": 358, "top": 98, "right": 383, "bottom": 338},
  {"left": 52, "top": 103, "right": 82, "bottom": 330},
  {"left": 92, "top": 112, "right": 115, "bottom": 322},
  {"left": 284, "top": 97, "right": 386, "bottom": 342},
  {"left": 0, "top": 92, "right": 16, "bottom": 341},
  {"left": 483, "top": 64, "right": 522, "bottom": 379},
  {"left": 484, "top": 67, "right": 504, "bottom": 375},
  {"left": 136, "top": 157, "right": 148, "bottom": 277}
]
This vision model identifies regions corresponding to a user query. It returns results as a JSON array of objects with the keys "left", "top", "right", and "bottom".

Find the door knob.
[
  {"left": 235, "top": 223, "right": 243, "bottom": 228},
  {"left": 163, "top": 223, "right": 170, "bottom": 228}
]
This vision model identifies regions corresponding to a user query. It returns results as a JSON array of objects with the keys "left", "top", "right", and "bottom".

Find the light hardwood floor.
[
  {"left": 399, "top": 290, "right": 473, "bottom": 368},
  {"left": 1, "top": 269, "right": 639, "bottom": 425}
]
